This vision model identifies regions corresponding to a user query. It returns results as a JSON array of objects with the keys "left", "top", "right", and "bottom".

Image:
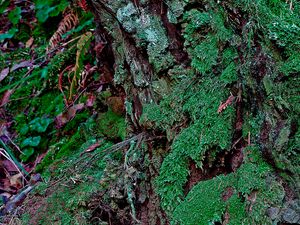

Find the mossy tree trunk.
[{"left": 88, "top": 0, "right": 299, "bottom": 224}]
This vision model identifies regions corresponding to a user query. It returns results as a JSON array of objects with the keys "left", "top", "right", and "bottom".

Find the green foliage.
[
  {"left": 34, "top": 0, "right": 69, "bottom": 23},
  {"left": 0, "top": 28, "right": 18, "bottom": 41},
  {"left": 192, "top": 35, "right": 219, "bottom": 74},
  {"left": 8, "top": 7, "right": 21, "bottom": 25},
  {"left": 29, "top": 117, "right": 53, "bottom": 133},
  {"left": 21, "top": 136, "right": 41, "bottom": 147},
  {"left": 0, "top": 1, "right": 9, "bottom": 13},
  {"left": 20, "top": 148, "right": 35, "bottom": 162}
]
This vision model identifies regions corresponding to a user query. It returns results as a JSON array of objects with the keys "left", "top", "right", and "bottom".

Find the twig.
[
  {"left": 5, "top": 134, "right": 24, "bottom": 154},
  {"left": 0, "top": 141, "right": 28, "bottom": 178}
]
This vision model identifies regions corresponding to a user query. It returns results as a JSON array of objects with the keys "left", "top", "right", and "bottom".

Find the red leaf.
[
  {"left": 217, "top": 94, "right": 235, "bottom": 113},
  {"left": 0, "top": 90, "right": 14, "bottom": 107}
]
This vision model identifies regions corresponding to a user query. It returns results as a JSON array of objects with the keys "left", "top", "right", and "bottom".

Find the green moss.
[
  {"left": 97, "top": 109, "right": 126, "bottom": 140},
  {"left": 55, "top": 129, "right": 86, "bottom": 159},
  {"left": 172, "top": 147, "right": 284, "bottom": 225},
  {"left": 191, "top": 35, "right": 219, "bottom": 74},
  {"left": 280, "top": 54, "right": 300, "bottom": 75},
  {"left": 24, "top": 139, "right": 113, "bottom": 225},
  {"left": 150, "top": 75, "right": 235, "bottom": 213},
  {"left": 220, "top": 62, "right": 238, "bottom": 84}
]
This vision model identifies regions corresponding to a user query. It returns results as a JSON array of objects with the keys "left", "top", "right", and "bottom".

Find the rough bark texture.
[{"left": 88, "top": 0, "right": 299, "bottom": 224}]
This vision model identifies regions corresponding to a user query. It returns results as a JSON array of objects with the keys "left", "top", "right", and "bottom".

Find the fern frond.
[{"left": 47, "top": 8, "right": 79, "bottom": 52}]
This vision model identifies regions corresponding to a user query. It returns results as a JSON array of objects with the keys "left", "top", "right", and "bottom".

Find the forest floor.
[{"left": 0, "top": 1, "right": 132, "bottom": 224}]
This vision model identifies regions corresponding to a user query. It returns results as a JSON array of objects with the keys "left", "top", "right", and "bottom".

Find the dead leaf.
[
  {"left": 2, "top": 160, "right": 19, "bottom": 173},
  {"left": 9, "top": 173, "right": 23, "bottom": 189},
  {"left": 55, "top": 103, "right": 85, "bottom": 128},
  {"left": 217, "top": 94, "right": 235, "bottom": 113},
  {"left": 67, "top": 103, "right": 84, "bottom": 119},
  {"left": 25, "top": 37, "right": 34, "bottom": 48},
  {"left": 11, "top": 60, "right": 33, "bottom": 72},
  {"left": 0, "top": 68, "right": 9, "bottom": 82},
  {"left": 55, "top": 113, "right": 69, "bottom": 128},
  {"left": 86, "top": 94, "right": 96, "bottom": 107},
  {"left": 0, "top": 90, "right": 14, "bottom": 107},
  {"left": 80, "top": 140, "right": 104, "bottom": 156}
]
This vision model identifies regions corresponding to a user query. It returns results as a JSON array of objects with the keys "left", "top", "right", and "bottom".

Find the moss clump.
[
  {"left": 96, "top": 109, "right": 126, "bottom": 141},
  {"left": 22, "top": 139, "right": 113, "bottom": 225},
  {"left": 172, "top": 147, "right": 284, "bottom": 225},
  {"left": 145, "top": 75, "right": 235, "bottom": 213}
]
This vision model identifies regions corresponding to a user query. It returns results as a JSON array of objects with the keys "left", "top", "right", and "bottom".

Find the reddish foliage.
[
  {"left": 78, "top": 0, "right": 89, "bottom": 12},
  {"left": 217, "top": 94, "right": 235, "bottom": 113}
]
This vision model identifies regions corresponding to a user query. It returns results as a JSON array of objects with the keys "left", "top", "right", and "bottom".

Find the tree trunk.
[{"left": 88, "top": 0, "right": 300, "bottom": 224}]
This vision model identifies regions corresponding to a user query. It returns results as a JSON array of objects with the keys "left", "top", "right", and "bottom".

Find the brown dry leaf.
[
  {"left": 55, "top": 113, "right": 69, "bottom": 128},
  {"left": 2, "top": 159, "right": 19, "bottom": 173},
  {"left": 217, "top": 94, "right": 235, "bottom": 113},
  {"left": 10, "top": 60, "right": 33, "bottom": 72},
  {"left": 25, "top": 37, "right": 34, "bottom": 48},
  {"left": 86, "top": 94, "right": 96, "bottom": 107},
  {"left": 82, "top": 140, "right": 104, "bottom": 154},
  {"left": 0, "top": 68, "right": 9, "bottom": 82},
  {"left": 0, "top": 89, "right": 14, "bottom": 107},
  {"left": 9, "top": 173, "right": 23, "bottom": 189},
  {"left": 55, "top": 103, "right": 85, "bottom": 128},
  {"left": 67, "top": 103, "right": 84, "bottom": 119}
]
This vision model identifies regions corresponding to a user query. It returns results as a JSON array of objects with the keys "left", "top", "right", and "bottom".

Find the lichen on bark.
[{"left": 88, "top": 0, "right": 300, "bottom": 224}]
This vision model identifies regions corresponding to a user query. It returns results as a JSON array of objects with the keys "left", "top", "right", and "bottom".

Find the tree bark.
[{"left": 88, "top": 0, "right": 300, "bottom": 224}]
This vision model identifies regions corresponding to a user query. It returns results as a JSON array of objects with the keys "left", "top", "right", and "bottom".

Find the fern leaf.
[{"left": 47, "top": 8, "right": 79, "bottom": 52}]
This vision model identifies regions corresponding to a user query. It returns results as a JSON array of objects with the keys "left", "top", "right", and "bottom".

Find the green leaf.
[
  {"left": 8, "top": 7, "right": 22, "bottom": 25},
  {"left": 20, "top": 148, "right": 35, "bottom": 162},
  {"left": 20, "top": 125, "right": 29, "bottom": 135},
  {"left": 29, "top": 117, "right": 52, "bottom": 133},
  {"left": 22, "top": 136, "right": 41, "bottom": 147},
  {"left": 34, "top": 0, "right": 68, "bottom": 23},
  {"left": 0, "top": 1, "right": 10, "bottom": 14},
  {"left": 36, "top": 6, "right": 56, "bottom": 23},
  {"left": 41, "top": 67, "right": 48, "bottom": 79},
  {"left": 0, "top": 28, "right": 18, "bottom": 41}
]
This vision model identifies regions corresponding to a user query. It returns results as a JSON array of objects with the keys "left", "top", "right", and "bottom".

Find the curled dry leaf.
[
  {"left": 80, "top": 139, "right": 104, "bottom": 156},
  {"left": 2, "top": 159, "right": 19, "bottom": 173},
  {"left": 86, "top": 93, "right": 96, "bottom": 107},
  {"left": 9, "top": 173, "right": 23, "bottom": 189}
]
